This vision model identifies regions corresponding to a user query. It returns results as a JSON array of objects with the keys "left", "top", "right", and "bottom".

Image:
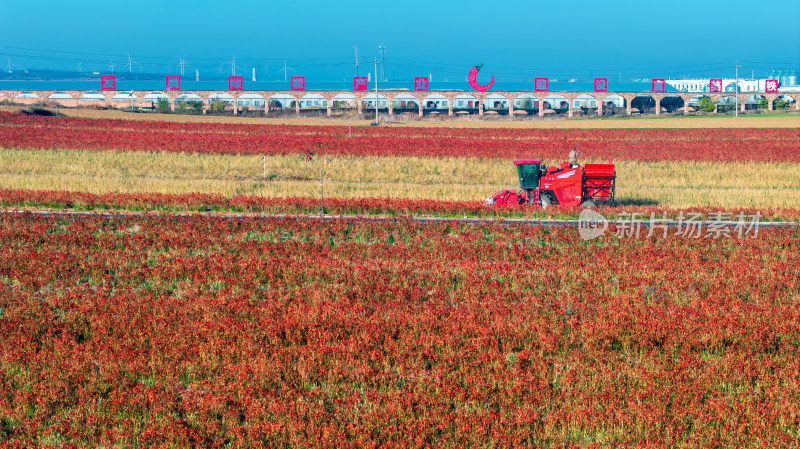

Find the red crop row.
[
  {"left": 6, "top": 110, "right": 800, "bottom": 141},
  {"left": 1, "top": 111, "right": 798, "bottom": 161},
  {"left": 1, "top": 213, "right": 799, "bottom": 446},
  {"left": 2, "top": 187, "right": 799, "bottom": 222}
]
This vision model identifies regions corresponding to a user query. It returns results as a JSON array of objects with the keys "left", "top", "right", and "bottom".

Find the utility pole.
[
  {"left": 354, "top": 46, "right": 359, "bottom": 76},
  {"left": 375, "top": 57, "right": 379, "bottom": 124},
  {"left": 284, "top": 60, "right": 287, "bottom": 82},
  {"left": 735, "top": 60, "right": 739, "bottom": 118}
]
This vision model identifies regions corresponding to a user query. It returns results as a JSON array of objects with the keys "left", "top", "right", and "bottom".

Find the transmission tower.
[{"left": 378, "top": 44, "right": 386, "bottom": 81}]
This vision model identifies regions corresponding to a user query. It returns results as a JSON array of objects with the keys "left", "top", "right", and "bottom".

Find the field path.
[{"left": 4, "top": 208, "right": 797, "bottom": 228}]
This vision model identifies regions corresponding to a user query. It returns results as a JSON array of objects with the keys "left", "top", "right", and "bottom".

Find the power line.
[
  {"left": 6, "top": 44, "right": 791, "bottom": 73},
  {"left": 0, "top": 44, "right": 793, "bottom": 80},
  {"left": 0, "top": 45, "right": 367, "bottom": 63},
  {"left": 384, "top": 57, "right": 745, "bottom": 73}
]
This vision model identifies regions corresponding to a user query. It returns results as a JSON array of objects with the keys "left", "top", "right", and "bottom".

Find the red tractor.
[{"left": 488, "top": 159, "right": 616, "bottom": 208}]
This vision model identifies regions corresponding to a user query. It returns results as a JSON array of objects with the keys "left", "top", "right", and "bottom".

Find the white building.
[{"left": 666, "top": 78, "right": 780, "bottom": 93}]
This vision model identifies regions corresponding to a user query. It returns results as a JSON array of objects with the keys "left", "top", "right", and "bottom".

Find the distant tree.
[
  {"left": 775, "top": 97, "right": 789, "bottom": 109},
  {"left": 758, "top": 96, "right": 768, "bottom": 109},
  {"left": 157, "top": 98, "right": 169, "bottom": 110},
  {"left": 698, "top": 97, "right": 716, "bottom": 112},
  {"left": 210, "top": 99, "right": 227, "bottom": 113}
]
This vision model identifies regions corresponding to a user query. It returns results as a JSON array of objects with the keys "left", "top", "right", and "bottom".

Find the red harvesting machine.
[{"left": 488, "top": 159, "right": 616, "bottom": 208}]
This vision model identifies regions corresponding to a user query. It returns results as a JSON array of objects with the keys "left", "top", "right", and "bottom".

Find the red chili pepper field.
[
  {"left": 1, "top": 111, "right": 798, "bottom": 161},
  {"left": 1, "top": 213, "right": 799, "bottom": 446},
  {"left": 1, "top": 111, "right": 800, "bottom": 446}
]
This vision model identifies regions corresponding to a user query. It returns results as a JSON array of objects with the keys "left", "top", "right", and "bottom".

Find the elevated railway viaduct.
[{"left": 2, "top": 89, "right": 797, "bottom": 117}]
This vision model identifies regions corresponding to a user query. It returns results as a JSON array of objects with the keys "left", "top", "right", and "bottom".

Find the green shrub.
[
  {"left": 210, "top": 99, "right": 227, "bottom": 113},
  {"left": 698, "top": 97, "right": 716, "bottom": 112}
]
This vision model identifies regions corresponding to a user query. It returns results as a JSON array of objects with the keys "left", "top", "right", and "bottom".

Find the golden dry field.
[{"left": 2, "top": 148, "right": 799, "bottom": 209}]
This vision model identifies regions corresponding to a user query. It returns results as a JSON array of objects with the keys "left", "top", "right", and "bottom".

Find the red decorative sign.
[
  {"left": 290, "top": 76, "right": 305, "bottom": 91},
  {"left": 594, "top": 78, "right": 607, "bottom": 92},
  {"left": 166, "top": 76, "right": 181, "bottom": 91},
  {"left": 353, "top": 77, "right": 368, "bottom": 91},
  {"left": 534, "top": 78, "right": 548, "bottom": 92},
  {"left": 765, "top": 79, "right": 779, "bottom": 93},
  {"left": 652, "top": 79, "right": 666, "bottom": 93},
  {"left": 468, "top": 64, "right": 494, "bottom": 91},
  {"left": 709, "top": 78, "right": 722, "bottom": 93},
  {"left": 100, "top": 75, "right": 116, "bottom": 90},
  {"left": 414, "top": 77, "right": 429, "bottom": 91},
  {"left": 229, "top": 76, "right": 243, "bottom": 91}
]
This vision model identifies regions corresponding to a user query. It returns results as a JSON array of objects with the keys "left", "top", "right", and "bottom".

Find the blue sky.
[{"left": 1, "top": 0, "right": 798, "bottom": 80}]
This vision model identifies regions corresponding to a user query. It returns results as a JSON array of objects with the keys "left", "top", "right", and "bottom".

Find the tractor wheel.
[
  {"left": 580, "top": 199, "right": 597, "bottom": 209},
  {"left": 540, "top": 194, "right": 553, "bottom": 209}
]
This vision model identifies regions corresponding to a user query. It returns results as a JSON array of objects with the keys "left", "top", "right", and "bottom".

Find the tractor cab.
[{"left": 513, "top": 159, "right": 543, "bottom": 189}]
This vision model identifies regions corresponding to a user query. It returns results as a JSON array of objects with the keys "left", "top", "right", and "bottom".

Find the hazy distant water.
[{"left": 0, "top": 79, "right": 659, "bottom": 93}]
